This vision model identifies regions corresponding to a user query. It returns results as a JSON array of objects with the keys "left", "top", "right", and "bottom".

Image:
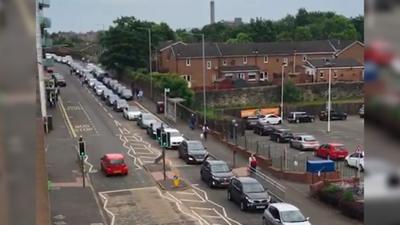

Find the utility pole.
[
  {"left": 148, "top": 28, "right": 153, "bottom": 99},
  {"left": 202, "top": 34, "right": 206, "bottom": 125},
  {"left": 164, "top": 88, "right": 170, "bottom": 118},
  {"left": 78, "top": 136, "right": 86, "bottom": 188},
  {"left": 281, "top": 63, "right": 287, "bottom": 120}
]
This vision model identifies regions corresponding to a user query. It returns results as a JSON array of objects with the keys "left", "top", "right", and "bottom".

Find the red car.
[
  {"left": 100, "top": 153, "right": 128, "bottom": 176},
  {"left": 315, "top": 143, "right": 349, "bottom": 160},
  {"left": 365, "top": 40, "right": 395, "bottom": 66}
]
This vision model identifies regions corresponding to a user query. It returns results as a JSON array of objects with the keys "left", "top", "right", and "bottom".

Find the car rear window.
[{"left": 110, "top": 159, "right": 124, "bottom": 165}]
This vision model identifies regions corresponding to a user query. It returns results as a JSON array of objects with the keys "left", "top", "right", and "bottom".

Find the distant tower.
[{"left": 210, "top": 0, "right": 215, "bottom": 24}]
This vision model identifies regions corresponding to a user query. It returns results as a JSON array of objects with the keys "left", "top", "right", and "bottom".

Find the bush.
[
  {"left": 318, "top": 184, "right": 343, "bottom": 206},
  {"left": 283, "top": 80, "right": 303, "bottom": 102}
]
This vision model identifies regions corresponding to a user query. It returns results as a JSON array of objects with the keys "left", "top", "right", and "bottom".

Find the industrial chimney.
[{"left": 210, "top": 0, "right": 215, "bottom": 24}]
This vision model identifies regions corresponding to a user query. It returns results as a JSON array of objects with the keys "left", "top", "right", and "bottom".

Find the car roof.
[
  {"left": 207, "top": 160, "right": 227, "bottom": 165},
  {"left": 164, "top": 128, "right": 179, "bottom": 132},
  {"left": 269, "top": 203, "right": 299, "bottom": 211},
  {"left": 186, "top": 140, "right": 202, "bottom": 144},
  {"left": 329, "top": 143, "right": 344, "bottom": 146},
  {"left": 104, "top": 153, "right": 124, "bottom": 159},
  {"left": 235, "top": 176, "right": 259, "bottom": 184}
]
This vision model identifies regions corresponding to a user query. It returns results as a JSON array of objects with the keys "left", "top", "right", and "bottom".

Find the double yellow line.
[{"left": 58, "top": 97, "right": 77, "bottom": 138}]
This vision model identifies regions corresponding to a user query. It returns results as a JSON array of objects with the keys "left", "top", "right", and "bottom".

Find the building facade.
[{"left": 157, "top": 40, "right": 364, "bottom": 89}]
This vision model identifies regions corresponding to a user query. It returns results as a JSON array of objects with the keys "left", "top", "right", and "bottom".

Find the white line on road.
[
  {"left": 58, "top": 97, "right": 77, "bottom": 138},
  {"left": 108, "top": 113, "right": 114, "bottom": 119}
]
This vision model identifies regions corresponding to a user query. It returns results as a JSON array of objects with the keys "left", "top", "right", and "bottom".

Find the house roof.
[
  {"left": 329, "top": 39, "right": 357, "bottom": 51},
  {"left": 173, "top": 42, "right": 221, "bottom": 58},
  {"left": 305, "top": 58, "right": 364, "bottom": 68},
  {"left": 220, "top": 65, "right": 260, "bottom": 72}
]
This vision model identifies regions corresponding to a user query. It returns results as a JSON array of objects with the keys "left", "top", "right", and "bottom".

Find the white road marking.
[
  {"left": 58, "top": 97, "right": 77, "bottom": 138},
  {"left": 108, "top": 113, "right": 114, "bottom": 119}
]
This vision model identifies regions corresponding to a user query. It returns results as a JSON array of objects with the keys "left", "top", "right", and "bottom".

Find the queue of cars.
[{"left": 61, "top": 59, "right": 311, "bottom": 222}]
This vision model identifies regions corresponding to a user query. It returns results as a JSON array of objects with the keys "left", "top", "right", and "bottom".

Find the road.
[{"left": 48, "top": 63, "right": 360, "bottom": 225}]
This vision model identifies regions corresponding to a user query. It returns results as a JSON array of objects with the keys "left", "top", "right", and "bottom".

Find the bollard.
[{"left": 172, "top": 175, "right": 180, "bottom": 188}]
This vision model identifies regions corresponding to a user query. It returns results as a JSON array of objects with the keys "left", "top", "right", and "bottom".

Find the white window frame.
[
  {"left": 260, "top": 72, "right": 268, "bottom": 81},
  {"left": 223, "top": 60, "right": 227, "bottom": 66},
  {"left": 238, "top": 73, "right": 245, "bottom": 79},
  {"left": 207, "top": 60, "right": 212, "bottom": 70},
  {"left": 264, "top": 55, "right": 269, "bottom": 63},
  {"left": 283, "top": 57, "right": 288, "bottom": 65},
  {"left": 247, "top": 72, "right": 257, "bottom": 81},
  {"left": 320, "top": 71, "right": 324, "bottom": 78},
  {"left": 224, "top": 73, "right": 234, "bottom": 79},
  {"left": 186, "top": 58, "right": 191, "bottom": 66},
  {"left": 243, "top": 56, "right": 248, "bottom": 64},
  {"left": 181, "top": 74, "right": 191, "bottom": 82}
]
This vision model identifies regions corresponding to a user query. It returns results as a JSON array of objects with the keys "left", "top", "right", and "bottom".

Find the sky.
[{"left": 45, "top": 0, "right": 364, "bottom": 33}]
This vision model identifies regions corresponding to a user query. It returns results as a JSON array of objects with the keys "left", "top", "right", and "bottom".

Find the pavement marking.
[
  {"left": 108, "top": 112, "right": 114, "bottom": 118},
  {"left": 58, "top": 97, "right": 77, "bottom": 138},
  {"left": 78, "top": 102, "right": 99, "bottom": 135},
  {"left": 58, "top": 104, "right": 73, "bottom": 138}
]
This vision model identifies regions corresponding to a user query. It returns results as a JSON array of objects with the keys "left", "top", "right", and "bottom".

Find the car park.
[
  {"left": 100, "top": 153, "right": 128, "bottom": 176},
  {"left": 52, "top": 73, "right": 66, "bottom": 87},
  {"left": 178, "top": 140, "right": 208, "bottom": 164},
  {"left": 163, "top": 128, "right": 185, "bottom": 148},
  {"left": 137, "top": 113, "right": 157, "bottom": 129},
  {"left": 319, "top": 110, "right": 347, "bottom": 121},
  {"left": 345, "top": 151, "right": 364, "bottom": 171},
  {"left": 289, "top": 134, "right": 319, "bottom": 151},
  {"left": 121, "top": 89, "right": 133, "bottom": 100},
  {"left": 107, "top": 94, "right": 119, "bottom": 106},
  {"left": 253, "top": 122, "right": 277, "bottom": 136},
  {"left": 262, "top": 203, "right": 311, "bottom": 225},
  {"left": 258, "top": 114, "right": 282, "bottom": 125},
  {"left": 287, "top": 112, "right": 315, "bottom": 123},
  {"left": 315, "top": 143, "right": 349, "bottom": 160},
  {"left": 270, "top": 128, "right": 293, "bottom": 143},
  {"left": 227, "top": 177, "right": 271, "bottom": 211},
  {"left": 200, "top": 160, "right": 233, "bottom": 188},
  {"left": 113, "top": 99, "right": 128, "bottom": 112},
  {"left": 123, "top": 105, "right": 141, "bottom": 120}
]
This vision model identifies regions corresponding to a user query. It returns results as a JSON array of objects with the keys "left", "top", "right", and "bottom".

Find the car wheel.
[
  {"left": 277, "top": 137, "right": 281, "bottom": 143},
  {"left": 208, "top": 179, "right": 213, "bottom": 188},
  {"left": 345, "top": 160, "right": 349, "bottom": 167},
  {"left": 289, "top": 142, "right": 293, "bottom": 148},
  {"left": 262, "top": 217, "right": 268, "bottom": 225},
  {"left": 359, "top": 164, "right": 364, "bottom": 171},
  {"left": 227, "top": 191, "right": 232, "bottom": 201},
  {"left": 240, "top": 201, "right": 246, "bottom": 211},
  {"left": 310, "top": 118, "right": 315, "bottom": 122},
  {"left": 278, "top": 120, "right": 282, "bottom": 124},
  {"left": 300, "top": 145, "right": 304, "bottom": 151}
]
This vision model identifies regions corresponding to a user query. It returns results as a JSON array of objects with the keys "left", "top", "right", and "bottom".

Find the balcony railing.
[
  {"left": 38, "top": 0, "right": 50, "bottom": 8},
  {"left": 40, "top": 16, "right": 51, "bottom": 29}
]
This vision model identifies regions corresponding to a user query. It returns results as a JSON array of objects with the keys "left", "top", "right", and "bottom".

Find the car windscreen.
[
  {"left": 127, "top": 106, "right": 139, "bottom": 112},
  {"left": 242, "top": 182, "right": 265, "bottom": 193},
  {"left": 334, "top": 145, "right": 346, "bottom": 151},
  {"left": 211, "top": 163, "right": 230, "bottom": 173},
  {"left": 188, "top": 142, "right": 204, "bottom": 151},
  {"left": 169, "top": 131, "right": 181, "bottom": 137},
  {"left": 303, "top": 136, "right": 316, "bottom": 141},
  {"left": 142, "top": 114, "right": 154, "bottom": 120},
  {"left": 280, "top": 210, "right": 306, "bottom": 223},
  {"left": 110, "top": 159, "right": 124, "bottom": 165}
]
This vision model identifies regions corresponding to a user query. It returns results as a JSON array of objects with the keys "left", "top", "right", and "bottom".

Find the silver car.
[
  {"left": 289, "top": 134, "right": 319, "bottom": 151},
  {"left": 123, "top": 106, "right": 141, "bottom": 120},
  {"left": 263, "top": 203, "right": 311, "bottom": 225}
]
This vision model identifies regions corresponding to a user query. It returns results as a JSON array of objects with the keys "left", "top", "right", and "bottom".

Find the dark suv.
[
  {"left": 227, "top": 177, "right": 271, "bottom": 211},
  {"left": 287, "top": 112, "right": 315, "bottom": 123},
  {"left": 178, "top": 140, "right": 209, "bottom": 164},
  {"left": 200, "top": 160, "right": 234, "bottom": 188},
  {"left": 245, "top": 116, "right": 259, "bottom": 130},
  {"left": 253, "top": 122, "right": 276, "bottom": 136},
  {"left": 319, "top": 110, "right": 347, "bottom": 121},
  {"left": 270, "top": 128, "right": 293, "bottom": 143}
]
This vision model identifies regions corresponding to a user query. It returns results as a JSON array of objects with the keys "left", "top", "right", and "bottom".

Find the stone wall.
[{"left": 194, "top": 81, "right": 364, "bottom": 108}]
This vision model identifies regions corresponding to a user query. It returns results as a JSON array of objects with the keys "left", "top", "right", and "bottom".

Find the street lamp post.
[
  {"left": 325, "top": 61, "right": 334, "bottom": 133},
  {"left": 164, "top": 88, "right": 170, "bottom": 118},
  {"left": 281, "top": 63, "right": 287, "bottom": 120},
  {"left": 137, "top": 27, "right": 153, "bottom": 98}
]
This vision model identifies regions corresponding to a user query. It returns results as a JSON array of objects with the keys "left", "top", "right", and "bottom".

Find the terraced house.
[{"left": 156, "top": 40, "right": 364, "bottom": 89}]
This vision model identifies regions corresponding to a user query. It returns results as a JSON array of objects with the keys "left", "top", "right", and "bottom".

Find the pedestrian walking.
[
  {"left": 189, "top": 114, "right": 196, "bottom": 130},
  {"left": 249, "top": 153, "right": 257, "bottom": 173},
  {"left": 55, "top": 88, "right": 60, "bottom": 101},
  {"left": 138, "top": 89, "right": 143, "bottom": 101},
  {"left": 202, "top": 124, "right": 210, "bottom": 142}
]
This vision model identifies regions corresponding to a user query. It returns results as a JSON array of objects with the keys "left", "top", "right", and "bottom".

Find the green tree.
[
  {"left": 226, "top": 32, "right": 253, "bottom": 44},
  {"left": 294, "top": 26, "right": 312, "bottom": 41},
  {"left": 283, "top": 80, "right": 303, "bottom": 102}
]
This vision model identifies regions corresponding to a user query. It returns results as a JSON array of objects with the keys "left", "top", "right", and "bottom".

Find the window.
[
  {"left": 238, "top": 73, "right": 245, "bottom": 79},
  {"left": 223, "top": 60, "right": 227, "bottom": 66},
  {"left": 303, "top": 55, "right": 307, "bottom": 62},
  {"left": 186, "top": 58, "right": 191, "bottom": 66},
  {"left": 283, "top": 57, "right": 288, "bottom": 65},
  {"left": 320, "top": 72, "right": 324, "bottom": 78},
  {"left": 276, "top": 58, "right": 279, "bottom": 63},
  {"left": 248, "top": 72, "right": 257, "bottom": 81},
  {"left": 243, "top": 56, "right": 247, "bottom": 64},
  {"left": 181, "top": 75, "right": 191, "bottom": 82},
  {"left": 334, "top": 71, "right": 338, "bottom": 78},
  {"left": 207, "top": 60, "right": 212, "bottom": 70},
  {"left": 260, "top": 72, "right": 268, "bottom": 81},
  {"left": 264, "top": 55, "right": 269, "bottom": 63},
  {"left": 225, "top": 73, "right": 233, "bottom": 79}
]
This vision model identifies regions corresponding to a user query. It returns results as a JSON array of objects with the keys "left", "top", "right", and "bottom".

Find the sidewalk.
[{"left": 136, "top": 96, "right": 360, "bottom": 225}]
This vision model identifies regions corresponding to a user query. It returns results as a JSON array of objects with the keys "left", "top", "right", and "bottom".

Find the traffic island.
[
  {"left": 143, "top": 164, "right": 190, "bottom": 191},
  {"left": 157, "top": 178, "right": 190, "bottom": 191}
]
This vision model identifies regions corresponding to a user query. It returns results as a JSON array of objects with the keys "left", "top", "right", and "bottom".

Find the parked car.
[
  {"left": 102, "top": 89, "right": 113, "bottom": 101},
  {"left": 359, "top": 104, "right": 365, "bottom": 118},
  {"left": 200, "top": 159, "right": 234, "bottom": 188},
  {"left": 113, "top": 83, "right": 122, "bottom": 93},
  {"left": 227, "top": 177, "right": 271, "bottom": 211},
  {"left": 102, "top": 77, "right": 111, "bottom": 86},
  {"left": 146, "top": 121, "right": 163, "bottom": 139},
  {"left": 117, "top": 85, "right": 127, "bottom": 96},
  {"left": 52, "top": 73, "right": 66, "bottom": 87},
  {"left": 270, "top": 128, "right": 293, "bottom": 143},
  {"left": 319, "top": 110, "right": 347, "bottom": 121},
  {"left": 94, "top": 84, "right": 106, "bottom": 96},
  {"left": 178, "top": 140, "right": 208, "bottom": 164},
  {"left": 123, "top": 106, "right": 141, "bottom": 120},
  {"left": 289, "top": 134, "right": 319, "bottom": 151},
  {"left": 121, "top": 89, "right": 133, "bottom": 100},
  {"left": 258, "top": 114, "right": 282, "bottom": 125},
  {"left": 163, "top": 128, "right": 185, "bottom": 149},
  {"left": 253, "top": 122, "right": 277, "bottom": 136},
  {"left": 315, "top": 143, "right": 349, "bottom": 160},
  {"left": 263, "top": 203, "right": 311, "bottom": 225},
  {"left": 245, "top": 116, "right": 259, "bottom": 130},
  {"left": 287, "top": 112, "right": 315, "bottom": 123},
  {"left": 113, "top": 99, "right": 128, "bottom": 112},
  {"left": 137, "top": 113, "right": 157, "bottom": 129},
  {"left": 345, "top": 151, "right": 364, "bottom": 171},
  {"left": 108, "top": 79, "right": 118, "bottom": 88},
  {"left": 100, "top": 153, "right": 128, "bottom": 176},
  {"left": 107, "top": 94, "right": 119, "bottom": 106},
  {"left": 88, "top": 78, "right": 97, "bottom": 88}
]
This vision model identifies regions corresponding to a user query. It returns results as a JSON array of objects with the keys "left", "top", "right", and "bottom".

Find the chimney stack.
[{"left": 210, "top": 0, "right": 215, "bottom": 24}]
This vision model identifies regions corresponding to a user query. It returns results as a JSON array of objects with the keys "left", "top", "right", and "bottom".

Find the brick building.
[{"left": 156, "top": 40, "right": 364, "bottom": 89}]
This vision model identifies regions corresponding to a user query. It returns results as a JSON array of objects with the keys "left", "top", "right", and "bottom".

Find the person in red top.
[{"left": 249, "top": 153, "right": 257, "bottom": 173}]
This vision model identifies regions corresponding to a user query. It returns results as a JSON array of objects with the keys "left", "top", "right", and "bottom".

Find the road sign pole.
[
  {"left": 81, "top": 155, "right": 85, "bottom": 188},
  {"left": 162, "top": 146, "right": 166, "bottom": 180}
]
